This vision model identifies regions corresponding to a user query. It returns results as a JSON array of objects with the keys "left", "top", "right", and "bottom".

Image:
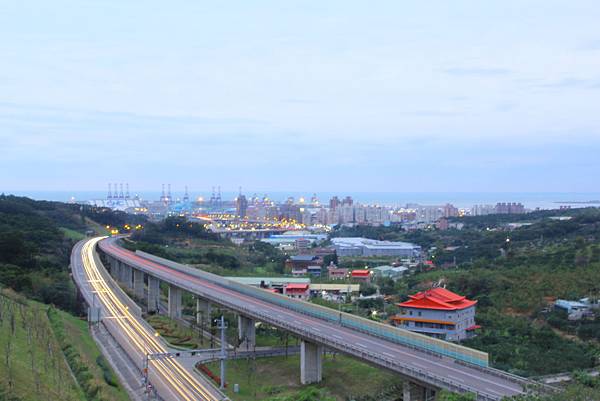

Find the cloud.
[
  {"left": 443, "top": 67, "right": 511, "bottom": 76},
  {"left": 536, "top": 77, "right": 600, "bottom": 89},
  {"left": 281, "top": 98, "right": 317, "bottom": 104},
  {"left": 578, "top": 39, "right": 600, "bottom": 51},
  {"left": 495, "top": 102, "right": 517, "bottom": 112},
  {"left": 396, "top": 110, "right": 460, "bottom": 117}
]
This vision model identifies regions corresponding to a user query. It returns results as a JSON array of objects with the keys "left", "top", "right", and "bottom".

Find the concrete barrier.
[{"left": 134, "top": 250, "right": 489, "bottom": 367}]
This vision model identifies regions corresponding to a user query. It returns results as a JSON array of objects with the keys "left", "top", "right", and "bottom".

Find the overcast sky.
[{"left": 1, "top": 1, "right": 600, "bottom": 193}]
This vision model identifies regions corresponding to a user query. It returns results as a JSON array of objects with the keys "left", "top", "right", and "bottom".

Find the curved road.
[
  {"left": 99, "top": 236, "right": 536, "bottom": 401},
  {"left": 72, "top": 237, "right": 228, "bottom": 401}
]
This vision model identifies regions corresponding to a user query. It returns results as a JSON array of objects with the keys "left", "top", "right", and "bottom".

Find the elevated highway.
[
  {"left": 97, "top": 236, "right": 549, "bottom": 401},
  {"left": 71, "top": 237, "right": 228, "bottom": 401}
]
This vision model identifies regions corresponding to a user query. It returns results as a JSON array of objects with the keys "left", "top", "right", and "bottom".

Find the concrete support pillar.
[
  {"left": 168, "top": 285, "right": 182, "bottom": 319},
  {"left": 116, "top": 261, "right": 124, "bottom": 283},
  {"left": 237, "top": 315, "right": 256, "bottom": 349},
  {"left": 402, "top": 381, "right": 431, "bottom": 401},
  {"left": 121, "top": 263, "right": 133, "bottom": 289},
  {"left": 133, "top": 269, "right": 144, "bottom": 299},
  {"left": 300, "top": 340, "right": 323, "bottom": 384},
  {"left": 403, "top": 381, "right": 411, "bottom": 401},
  {"left": 196, "top": 297, "right": 212, "bottom": 324},
  {"left": 108, "top": 257, "right": 117, "bottom": 278},
  {"left": 111, "top": 258, "right": 120, "bottom": 281},
  {"left": 147, "top": 275, "right": 160, "bottom": 313}
]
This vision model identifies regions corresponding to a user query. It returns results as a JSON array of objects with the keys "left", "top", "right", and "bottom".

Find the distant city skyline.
[
  {"left": 2, "top": 1, "right": 600, "bottom": 192},
  {"left": 7, "top": 188, "right": 600, "bottom": 210}
]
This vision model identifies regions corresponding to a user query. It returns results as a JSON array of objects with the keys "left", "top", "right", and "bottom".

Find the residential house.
[{"left": 392, "top": 287, "right": 479, "bottom": 341}]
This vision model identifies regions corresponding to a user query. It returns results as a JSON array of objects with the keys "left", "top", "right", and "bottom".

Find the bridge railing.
[{"left": 133, "top": 249, "right": 489, "bottom": 367}]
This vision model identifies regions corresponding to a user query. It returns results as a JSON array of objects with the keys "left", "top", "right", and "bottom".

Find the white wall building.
[{"left": 331, "top": 237, "right": 421, "bottom": 258}]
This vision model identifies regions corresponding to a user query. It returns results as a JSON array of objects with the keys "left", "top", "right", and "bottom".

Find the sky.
[{"left": 1, "top": 1, "right": 600, "bottom": 194}]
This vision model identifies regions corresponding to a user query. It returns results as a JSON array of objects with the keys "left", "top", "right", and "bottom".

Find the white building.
[
  {"left": 331, "top": 237, "right": 421, "bottom": 258},
  {"left": 394, "top": 288, "right": 479, "bottom": 341}
]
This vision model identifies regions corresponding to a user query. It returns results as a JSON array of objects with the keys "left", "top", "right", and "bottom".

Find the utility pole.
[
  {"left": 89, "top": 292, "right": 100, "bottom": 326},
  {"left": 143, "top": 353, "right": 150, "bottom": 399},
  {"left": 217, "top": 315, "right": 227, "bottom": 389}
]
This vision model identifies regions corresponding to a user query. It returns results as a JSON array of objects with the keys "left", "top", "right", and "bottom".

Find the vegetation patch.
[
  {"left": 206, "top": 353, "right": 400, "bottom": 401},
  {"left": 0, "top": 290, "right": 84, "bottom": 401},
  {"left": 47, "top": 306, "right": 129, "bottom": 401}
]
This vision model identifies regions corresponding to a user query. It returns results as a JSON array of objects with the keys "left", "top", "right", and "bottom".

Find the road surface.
[
  {"left": 72, "top": 237, "right": 228, "bottom": 401},
  {"left": 99, "top": 236, "right": 537, "bottom": 401}
]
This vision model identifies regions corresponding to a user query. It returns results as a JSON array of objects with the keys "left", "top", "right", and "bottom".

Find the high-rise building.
[
  {"left": 329, "top": 196, "right": 341, "bottom": 209},
  {"left": 495, "top": 202, "right": 525, "bottom": 214},
  {"left": 236, "top": 193, "right": 248, "bottom": 218},
  {"left": 443, "top": 203, "right": 459, "bottom": 218},
  {"left": 471, "top": 204, "right": 495, "bottom": 216}
]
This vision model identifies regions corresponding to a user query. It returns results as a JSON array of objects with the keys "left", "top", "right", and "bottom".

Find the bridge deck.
[
  {"left": 73, "top": 238, "right": 228, "bottom": 401},
  {"left": 99, "top": 237, "right": 529, "bottom": 401}
]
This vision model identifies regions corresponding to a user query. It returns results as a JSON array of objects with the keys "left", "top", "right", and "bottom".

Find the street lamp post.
[
  {"left": 142, "top": 332, "right": 160, "bottom": 399},
  {"left": 217, "top": 315, "right": 228, "bottom": 389}
]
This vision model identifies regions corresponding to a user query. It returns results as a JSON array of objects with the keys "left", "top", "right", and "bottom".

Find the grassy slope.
[
  {"left": 0, "top": 291, "right": 84, "bottom": 401},
  {"left": 0, "top": 196, "right": 144, "bottom": 401},
  {"left": 205, "top": 354, "right": 400, "bottom": 401},
  {"left": 59, "top": 227, "right": 87, "bottom": 241},
  {"left": 52, "top": 308, "right": 130, "bottom": 401}
]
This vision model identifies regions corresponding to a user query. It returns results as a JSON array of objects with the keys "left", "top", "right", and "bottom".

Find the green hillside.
[
  {"left": 0, "top": 289, "right": 84, "bottom": 401},
  {"left": 0, "top": 195, "right": 141, "bottom": 401}
]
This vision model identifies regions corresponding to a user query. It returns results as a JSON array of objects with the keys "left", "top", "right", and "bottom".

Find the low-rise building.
[
  {"left": 309, "top": 284, "right": 359, "bottom": 300},
  {"left": 307, "top": 265, "right": 322, "bottom": 277},
  {"left": 310, "top": 247, "right": 336, "bottom": 257},
  {"left": 285, "top": 255, "right": 324, "bottom": 272},
  {"left": 261, "top": 231, "right": 328, "bottom": 250},
  {"left": 372, "top": 265, "right": 408, "bottom": 280},
  {"left": 328, "top": 265, "right": 349, "bottom": 280},
  {"left": 351, "top": 269, "right": 372, "bottom": 282},
  {"left": 284, "top": 283, "right": 310, "bottom": 300},
  {"left": 291, "top": 266, "right": 308, "bottom": 277},
  {"left": 331, "top": 237, "right": 421, "bottom": 258},
  {"left": 393, "top": 288, "right": 479, "bottom": 341},
  {"left": 294, "top": 238, "right": 311, "bottom": 250},
  {"left": 555, "top": 299, "right": 594, "bottom": 320}
]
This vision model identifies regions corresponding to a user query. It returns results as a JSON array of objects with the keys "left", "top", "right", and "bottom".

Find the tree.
[
  {"left": 322, "top": 252, "right": 338, "bottom": 267},
  {"left": 437, "top": 391, "right": 476, "bottom": 401},
  {"left": 359, "top": 283, "right": 377, "bottom": 296}
]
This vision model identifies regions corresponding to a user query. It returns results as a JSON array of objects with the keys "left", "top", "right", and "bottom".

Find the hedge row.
[{"left": 46, "top": 307, "right": 111, "bottom": 400}]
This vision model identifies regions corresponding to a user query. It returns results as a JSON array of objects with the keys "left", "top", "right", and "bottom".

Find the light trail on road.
[{"left": 80, "top": 237, "right": 223, "bottom": 401}]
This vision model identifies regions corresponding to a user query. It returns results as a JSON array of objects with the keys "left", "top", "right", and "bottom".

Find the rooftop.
[
  {"left": 373, "top": 265, "right": 408, "bottom": 273},
  {"left": 285, "top": 283, "right": 310, "bottom": 290},
  {"left": 398, "top": 287, "right": 477, "bottom": 311},
  {"left": 331, "top": 237, "right": 420, "bottom": 250},
  {"left": 289, "top": 255, "right": 321, "bottom": 262},
  {"left": 310, "top": 284, "right": 360, "bottom": 292}
]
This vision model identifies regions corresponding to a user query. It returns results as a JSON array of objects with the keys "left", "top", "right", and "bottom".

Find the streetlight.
[{"left": 143, "top": 332, "right": 161, "bottom": 398}]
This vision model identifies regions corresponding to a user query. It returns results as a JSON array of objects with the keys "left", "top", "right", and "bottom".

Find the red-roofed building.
[
  {"left": 283, "top": 283, "right": 310, "bottom": 300},
  {"left": 392, "top": 287, "right": 479, "bottom": 341},
  {"left": 351, "top": 269, "right": 372, "bottom": 282}
]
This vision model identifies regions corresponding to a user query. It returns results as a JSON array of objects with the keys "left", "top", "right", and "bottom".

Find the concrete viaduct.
[{"left": 98, "top": 236, "right": 548, "bottom": 401}]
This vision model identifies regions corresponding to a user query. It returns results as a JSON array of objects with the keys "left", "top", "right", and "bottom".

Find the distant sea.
[{"left": 4, "top": 190, "right": 600, "bottom": 210}]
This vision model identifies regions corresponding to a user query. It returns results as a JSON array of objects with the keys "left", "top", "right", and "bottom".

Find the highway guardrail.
[{"left": 134, "top": 249, "right": 489, "bottom": 367}]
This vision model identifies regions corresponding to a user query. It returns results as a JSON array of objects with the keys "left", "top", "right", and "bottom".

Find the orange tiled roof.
[{"left": 397, "top": 287, "right": 476, "bottom": 311}]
